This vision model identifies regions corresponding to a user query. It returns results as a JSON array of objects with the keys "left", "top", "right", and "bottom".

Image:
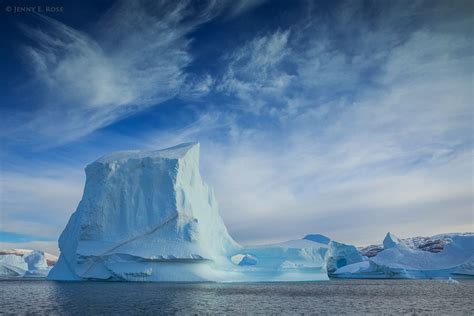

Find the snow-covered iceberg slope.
[
  {"left": 49, "top": 143, "right": 363, "bottom": 282},
  {"left": 0, "top": 249, "right": 57, "bottom": 278},
  {"left": 49, "top": 143, "right": 240, "bottom": 281},
  {"left": 334, "top": 232, "right": 474, "bottom": 279}
]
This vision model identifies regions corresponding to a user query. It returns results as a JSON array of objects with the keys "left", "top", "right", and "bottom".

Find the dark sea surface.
[{"left": 1, "top": 279, "right": 473, "bottom": 315}]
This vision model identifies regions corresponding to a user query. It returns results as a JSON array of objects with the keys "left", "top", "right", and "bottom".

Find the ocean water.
[{"left": 1, "top": 279, "right": 473, "bottom": 315}]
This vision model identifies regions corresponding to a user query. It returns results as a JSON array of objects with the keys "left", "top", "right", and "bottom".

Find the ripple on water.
[{"left": 0, "top": 279, "right": 473, "bottom": 314}]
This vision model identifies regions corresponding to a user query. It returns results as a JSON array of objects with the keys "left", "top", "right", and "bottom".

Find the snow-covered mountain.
[
  {"left": 359, "top": 232, "right": 473, "bottom": 257},
  {"left": 0, "top": 249, "right": 57, "bottom": 277},
  {"left": 334, "top": 232, "right": 474, "bottom": 279},
  {"left": 49, "top": 143, "right": 365, "bottom": 282}
]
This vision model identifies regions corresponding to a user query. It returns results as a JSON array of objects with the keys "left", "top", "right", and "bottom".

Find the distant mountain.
[
  {"left": 359, "top": 233, "right": 474, "bottom": 258},
  {"left": 335, "top": 232, "right": 474, "bottom": 279}
]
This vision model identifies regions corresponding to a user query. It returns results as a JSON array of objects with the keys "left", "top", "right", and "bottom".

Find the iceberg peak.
[{"left": 383, "top": 232, "right": 405, "bottom": 249}]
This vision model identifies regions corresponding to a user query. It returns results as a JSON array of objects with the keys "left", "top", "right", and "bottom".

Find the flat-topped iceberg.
[
  {"left": 49, "top": 143, "right": 240, "bottom": 281},
  {"left": 334, "top": 232, "right": 474, "bottom": 279},
  {"left": 49, "top": 143, "right": 363, "bottom": 282}
]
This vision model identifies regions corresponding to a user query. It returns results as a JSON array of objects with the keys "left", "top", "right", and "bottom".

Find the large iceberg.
[
  {"left": 0, "top": 249, "right": 57, "bottom": 277},
  {"left": 49, "top": 143, "right": 363, "bottom": 282},
  {"left": 334, "top": 232, "right": 474, "bottom": 279},
  {"left": 49, "top": 143, "right": 240, "bottom": 281}
]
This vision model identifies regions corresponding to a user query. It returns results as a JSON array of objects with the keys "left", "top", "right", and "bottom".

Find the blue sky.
[{"left": 0, "top": 0, "right": 472, "bottom": 254}]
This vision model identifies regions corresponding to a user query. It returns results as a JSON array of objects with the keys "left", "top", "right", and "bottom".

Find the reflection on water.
[{"left": 1, "top": 279, "right": 473, "bottom": 314}]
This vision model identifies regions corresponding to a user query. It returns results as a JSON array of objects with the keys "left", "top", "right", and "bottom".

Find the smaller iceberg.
[
  {"left": 333, "top": 233, "right": 474, "bottom": 279},
  {"left": 227, "top": 235, "right": 365, "bottom": 281},
  {"left": 0, "top": 249, "right": 57, "bottom": 278},
  {"left": 325, "top": 240, "right": 366, "bottom": 274},
  {"left": 447, "top": 277, "right": 460, "bottom": 284}
]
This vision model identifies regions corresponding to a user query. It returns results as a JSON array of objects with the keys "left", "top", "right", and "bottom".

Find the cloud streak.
[
  {"left": 5, "top": 1, "right": 227, "bottom": 145},
  {"left": 170, "top": 0, "right": 473, "bottom": 245},
  {"left": 0, "top": 0, "right": 472, "bottom": 252}
]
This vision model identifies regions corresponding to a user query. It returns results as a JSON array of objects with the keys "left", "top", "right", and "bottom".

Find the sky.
[{"left": 0, "top": 0, "right": 473, "bottom": 255}]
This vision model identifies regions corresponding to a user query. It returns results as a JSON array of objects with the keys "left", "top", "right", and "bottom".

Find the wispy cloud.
[
  {"left": 217, "top": 30, "right": 292, "bottom": 113},
  {"left": 0, "top": 0, "right": 471, "bottom": 251},
  {"left": 4, "top": 1, "right": 233, "bottom": 146},
  {"left": 223, "top": 0, "right": 266, "bottom": 18},
  {"left": 171, "top": 0, "right": 473, "bottom": 245}
]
